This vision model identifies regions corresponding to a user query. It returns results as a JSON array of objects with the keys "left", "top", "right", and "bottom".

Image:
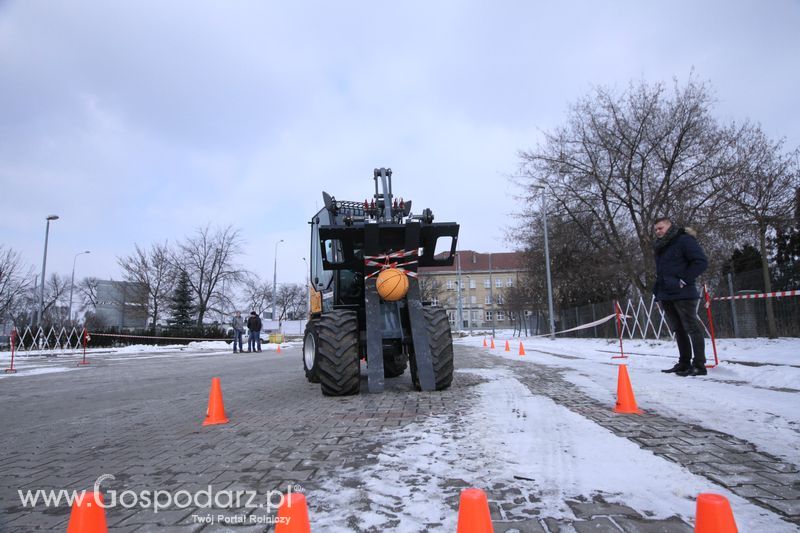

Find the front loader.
[{"left": 302, "top": 168, "right": 460, "bottom": 396}]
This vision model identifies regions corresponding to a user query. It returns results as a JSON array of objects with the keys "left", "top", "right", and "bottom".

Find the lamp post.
[
  {"left": 455, "top": 252, "right": 464, "bottom": 330},
  {"left": 68, "top": 250, "right": 90, "bottom": 324},
  {"left": 532, "top": 185, "right": 556, "bottom": 340},
  {"left": 37, "top": 215, "right": 59, "bottom": 327},
  {"left": 465, "top": 275, "right": 472, "bottom": 330},
  {"left": 301, "top": 257, "right": 310, "bottom": 316},
  {"left": 272, "top": 239, "right": 284, "bottom": 321}
]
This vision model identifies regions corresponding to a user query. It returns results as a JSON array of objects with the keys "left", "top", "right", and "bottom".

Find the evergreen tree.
[{"left": 168, "top": 270, "right": 195, "bottom": 331}]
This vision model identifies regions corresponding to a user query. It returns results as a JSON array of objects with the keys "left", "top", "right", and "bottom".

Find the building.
[
  {"left": 95, "top": 280, "right": 148, "bottom": 329},
  {"left": 418, "top": 250, "right": 525, "bottom": 330}
]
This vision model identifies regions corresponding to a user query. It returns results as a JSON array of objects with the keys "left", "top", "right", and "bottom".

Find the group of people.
[{"left": 230, "top": 310, "right": 262, "bottom": 353}]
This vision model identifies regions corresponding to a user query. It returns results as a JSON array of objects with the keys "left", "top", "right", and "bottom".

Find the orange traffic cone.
[
  {"left": 613, "top": 365, "right": 642, "bottom": 414},
  {"left": 276, "top": 492, "right": 311, "bottom": 533},
  {"left": 518, "top": 342, "right": 526, "bottom": 356},
  {"left": 504, "top": 340, "right": 510, "bottom": 352},
  {"left": 482, "top": 338, "right": 487, "bottom": 348},
  {"left": 695, "top": 493, "right": 737, "bottom": 532},
  {"left": 490, "top": 338, "right": 495, "bottom": 349},
  {"left": 203, "top": 377, "right": 229, "bottom": 426},
  {"left": 457, "top": 488, "right": 493, "bottom": 533},
  {"left": 67, "top": 492, "right": 108, "bottom": 533},
  {"left": 277, "top": 344, "right": 282, "bottom": 354}
]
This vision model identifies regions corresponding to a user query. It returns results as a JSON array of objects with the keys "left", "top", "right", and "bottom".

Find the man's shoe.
[
  {"left": 676, "top": 367, "right": 707, "bottom": 377},
  {"left": 661, "top": 364, "right": 688, "bottom": 373}
]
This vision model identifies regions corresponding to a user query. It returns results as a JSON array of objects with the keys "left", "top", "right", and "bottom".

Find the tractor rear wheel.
[
  {"left": 315, "top": 309, "right": 360, "bottom": 396},
  {"left": 302, "top": 319, "right": 320, "bottom": 383},
  {"left": 410, "top": 307, "right": 454, "bottom": 391}
]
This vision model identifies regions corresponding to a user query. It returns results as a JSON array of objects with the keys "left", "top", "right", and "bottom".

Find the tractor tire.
[
  {"left": 383, "top": 347, "right": 408, "bottom": 378},
  {"left": 302, "top": 320, "right": 320, "bottom": 383},
  {"left": 315, "top": 309, "right": 360, "bottom": 396},
  {"left": 410, "top": 307, "right": 454, "bottom": 391}
]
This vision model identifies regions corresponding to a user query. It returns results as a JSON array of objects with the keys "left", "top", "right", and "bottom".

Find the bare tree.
[
  {"left": 240, "top": 274, "right": 273, "bottom": 316},
  {"left": 418, "top": 275, "right": 443, "bottom": 305},
  {"left": 117, "top": 242, "right": 174, "bottom": 332},
  {"left": 0, "top": 246, "right": 33, "bottom": 325},
  {"left": 174, "top": 225, "right": 247, "bottom": 326},
  {"left": 78, "top": 276, "right": 100, "bottom": 311},
  {"left": 276, "top": 283, "right": 306, "bottom": 322},
  {"left": 517, "top": 76, "right": 728, "bottom": 295},
  {"left": 41, "top": 273, "right": 70, "bottom": 326},
  {"left": 713, "top": 123, "right": 800, "bottom": 337}
]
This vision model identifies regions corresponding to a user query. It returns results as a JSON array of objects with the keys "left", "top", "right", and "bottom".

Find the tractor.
[{"left": 302, "top": 168, "right": 460, "bottom": 395}]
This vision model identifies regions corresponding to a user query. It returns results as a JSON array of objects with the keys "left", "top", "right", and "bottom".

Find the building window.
[
  {"left": 447, "top": 310, "right": 455, "bottom": 324},
  {"left": 497, "top": 311, "right": 505, "bottom": 321},
  {"left": 431, "top": 296, "right": 439, "bottom": 306},
  {"left": 484, "top": 279, "right": 491, "bottom": 289},
  {"left": 485, "top": 295, "right": 492, "bottom": 305},
  {"left": 506, "top": 277, "right": 513, "bottom": 287},
  {"left": 446, "top": 280, "right": 454, "bottom": 290},
  {"left": 471, "top": 310, "right": 480, "bottom": 322},
  {"left": 496, "top": 294, "right": 504, "bottom": 305},
  {"left": 469, "top": 279, "right": 476, "bottom": 289},
  {"left": 495, "top": 279, "right": 503, "bottom": 288},
  {"left": 470, "top": 295, "right": 477, "bottom": 305},
  {"left": 485, "top": 311, "right": 493, "bottom": 321}
]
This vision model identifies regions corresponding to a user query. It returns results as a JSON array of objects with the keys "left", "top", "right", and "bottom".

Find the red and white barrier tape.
[
  {"left": 90, "top": 332, "right": 231, "bottom": 342},
  {"left": 712, "top": 289, "right": 800, "bottom": 301},
  {"left": 364, "top": 249, "right": 419, "bottom": 279},
  {"left": 526, "top": 312, "right": 621, "bottom": 338}
]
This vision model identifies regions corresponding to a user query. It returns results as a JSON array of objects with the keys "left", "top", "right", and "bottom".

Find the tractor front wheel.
[
  {"left": 410, "top": 307, "right": 454, "bottom": 391},
  {"left": 315, "top": 309, "right": 361, "bottom": 396}
]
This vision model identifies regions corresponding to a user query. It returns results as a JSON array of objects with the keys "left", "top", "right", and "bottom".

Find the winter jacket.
[
  {"left": 247, "top": 315, "right": 262, "bottom": 332},
  {"left": 231, "top": 315, "right": 245, "bottom": 332},
  {"left": 652, "top": 228, "right": 708, "bottom": 301}
]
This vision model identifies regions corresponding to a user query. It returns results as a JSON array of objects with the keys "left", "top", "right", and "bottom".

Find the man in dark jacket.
[
  {"left": 652, "top": 217, "right": 709, "bottom": 376},
  {"left": 246, "top": 311, "right": 262, "bottom": 353}
]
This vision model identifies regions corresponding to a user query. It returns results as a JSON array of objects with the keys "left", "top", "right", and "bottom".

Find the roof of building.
[{"left": 419, "top": 250, "right": 524, "bottom": 273}]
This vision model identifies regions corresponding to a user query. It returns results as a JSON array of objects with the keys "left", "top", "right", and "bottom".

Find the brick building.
[{"left": 418, "top": 250, "right": 525, "bottom": 330}]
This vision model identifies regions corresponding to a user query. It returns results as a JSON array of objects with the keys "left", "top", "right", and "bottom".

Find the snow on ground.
[
  {"left": 309, "top": 367, "right": 794, "bottom": 531},
  {"left": 457, "top": 333, "right": 800, "bottom": 466},
  {"left": 0, "top": 341, "right": 299, "bottom": 379}
]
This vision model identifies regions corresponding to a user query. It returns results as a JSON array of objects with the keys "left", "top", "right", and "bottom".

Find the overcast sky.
[{"left": 1, "top": 1, "right": 798, "bottom": 287}]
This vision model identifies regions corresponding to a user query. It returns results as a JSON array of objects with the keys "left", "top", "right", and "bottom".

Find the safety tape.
[
  {"left": 525, "top": 312, "right": 621, "bottom": 338},
  {"left": 364, "top": 249, "right": 419, "bottom": 280},
  {"left": 712, "top": 289, "right": 800, "bottom": 301},
  {"left": 90, "top": 332, "right": 231, "bottom": 342}
]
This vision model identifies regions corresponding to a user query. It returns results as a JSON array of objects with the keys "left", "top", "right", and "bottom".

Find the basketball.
[{"left": 376, "top": 268, "right": 409, "bottom": 301}]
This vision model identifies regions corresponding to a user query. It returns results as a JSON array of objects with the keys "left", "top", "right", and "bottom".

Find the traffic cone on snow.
[
  {"left": 490, "top": 338, "right": 495, "bottom": 349},
  {"left": 694, "top": 493, "right": 737, "bottom": 533},
  {"left": 518, "top": 342, "right": 526, "bottom": 356},
  {"left": 483, "top": 338, "right": 487, "bottom": 348},
  {"left": 203, "top": 377, "right": 229, "bottom": 426},
  {"left": 504, "top": 340, "right": 510, "bottom": 352},
  {"left": 276, "top": 492, "right": 311, "bottom": 533},
  {"left": 613, "top": 365, "right": 642, "bottom": 414},
  {"left": 66, "top": 492, "right": 108, "bottom": 533},
  {"left": 457, "top": 488, "right": 493, "bottom": 533},
  {"left": 277, "top": 344, "right": 282, "bottom": 354}
]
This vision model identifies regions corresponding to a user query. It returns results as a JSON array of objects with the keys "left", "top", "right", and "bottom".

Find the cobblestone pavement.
[{"left": 0, "top": 344, "right": 797, "bottom": 532}]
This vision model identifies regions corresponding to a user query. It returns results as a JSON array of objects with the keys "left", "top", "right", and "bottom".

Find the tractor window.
[
  {"left": 434, "top": 236, "right": 454, "bottom": 258},
  {"left": 310, "top": 208, "right": 333, "bottom": 291}
]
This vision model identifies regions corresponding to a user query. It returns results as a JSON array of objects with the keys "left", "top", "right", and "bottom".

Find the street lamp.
[
  {"left": 68, "top": 250, "right": 90, "bottom": 324},
  {"left": 455, "top": 251, "right": 464, "bottom": 330},
  {"left": 37, "top": 215, "right": 59, "bottom": 327},
  {"left": 301, "top": 257, "right": 310, "bottom": 316},
  {"left": 465, "top": 275, "right": 472, "bottom": 330},
  {"left": 272, "top": 239, "right": 284, "bottom": 321},
  {"left": 532, "top": 185, "right": 556, "bottom": 340}
]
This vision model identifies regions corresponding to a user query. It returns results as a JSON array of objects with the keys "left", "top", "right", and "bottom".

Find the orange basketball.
[{"left": 376, "top": 268, "right": 409, "bottom": 301}]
